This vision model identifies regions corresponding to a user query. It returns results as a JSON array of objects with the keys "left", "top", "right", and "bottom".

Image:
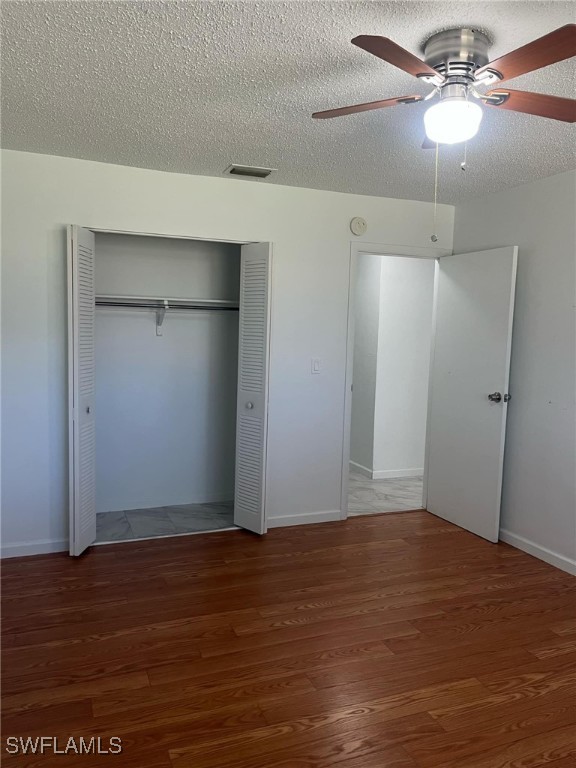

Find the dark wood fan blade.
[
  {"left": 485, "top": 89, "right": 576, "bottom": 122},
  {"left": 312, "top": 95, "right": 422, "bottom": 119},
  {"left": 476, "top": 24, "right": 576, "bottom": 83},
  {"left": 352, "top": 35, "right": 443, "bottom": 80}
]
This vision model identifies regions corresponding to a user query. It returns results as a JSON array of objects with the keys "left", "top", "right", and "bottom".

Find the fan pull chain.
[
  {"left": 431, "top": 141, "right": 439, "bottom": 242},
  {"left": 460, "top": 89, "right": 469, "bottom": 171}
]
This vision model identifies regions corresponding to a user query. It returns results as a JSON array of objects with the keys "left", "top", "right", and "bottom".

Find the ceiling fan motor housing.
[{"left": 424, "top": 28, "right": 491, "bottom": 85}]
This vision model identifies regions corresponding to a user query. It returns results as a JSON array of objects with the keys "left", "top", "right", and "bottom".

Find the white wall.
[
  {"left": 350, "top": 254, "right": 435, "bottom": 478},
  {"left": 349, "top": 255, "right": 380, "bottom": 473},
  {"left": 95, "top": 233, "right": 240, "bottom": 300},
  {"left": 0, "top": 149, "right": 453, "bottom": 556},
  {"left": 95, "top": 234, "right": 239, "bottom": 513},
  {"left": 454, "top": 170, "right": 576, "bottom": 575},
  {"left": 373, "top": 257, "right": 435, "bottom": 477}
]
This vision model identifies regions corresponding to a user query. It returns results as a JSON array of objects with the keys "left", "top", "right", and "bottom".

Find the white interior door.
[
  {"left": 426, "top": 246, "right": 518, "bottom": 542},
  {"left": 234, "top": 243, "right": 272, "bottom": 534},
  {"left": 68, "top": 225, "right": 97, "bottom": 555}
]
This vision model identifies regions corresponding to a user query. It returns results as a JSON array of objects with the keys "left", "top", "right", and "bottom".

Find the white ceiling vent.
[{"left": 224, "top": 164, "right": 276, "bottom": 179}]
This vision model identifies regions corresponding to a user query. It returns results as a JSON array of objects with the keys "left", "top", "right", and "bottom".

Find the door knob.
[
  {"left": 245, "top": 402, "right": 254, "bottom": 410},
  {"left": 488, "top": 392, "right": 502, "bottom": 403}
]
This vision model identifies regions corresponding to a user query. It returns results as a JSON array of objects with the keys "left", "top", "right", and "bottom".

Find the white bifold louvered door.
[
  {"left": 68, "top": 226, "right": 97, "bottom": 556},
  {"left": 234, "top": 243, "right": 272, "bottom": 534}
]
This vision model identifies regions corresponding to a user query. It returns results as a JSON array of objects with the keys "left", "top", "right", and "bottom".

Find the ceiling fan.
[{"left": 312, "top": 25, "right": 576, "bottom": 145}]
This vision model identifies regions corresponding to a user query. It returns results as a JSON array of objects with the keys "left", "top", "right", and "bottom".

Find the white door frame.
[
  {"left": 340, "top": 241, "right": 450, "bottom": 520},
  {"left": 88, "top": 226, "right": 252, "bottom": 245},
  {"left": 69, "top": 225, "right": 273, "bottom": 552}
]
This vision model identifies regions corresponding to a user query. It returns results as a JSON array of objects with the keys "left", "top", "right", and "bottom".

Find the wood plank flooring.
[{"left": 2, "top": 511, "right": 575, "bottom": 767}]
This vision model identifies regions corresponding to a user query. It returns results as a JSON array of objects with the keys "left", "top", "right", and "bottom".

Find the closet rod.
[
  {"left": 95, "top": 301, "right": 239, "bottom": 311},
  {"left": 95, "top": 295, "right": 239, "bottom": 311}
]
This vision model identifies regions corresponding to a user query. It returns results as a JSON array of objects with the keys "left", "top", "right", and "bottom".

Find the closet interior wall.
[{"left": 94, "top": 234, "right": 241, "bottom": 515}]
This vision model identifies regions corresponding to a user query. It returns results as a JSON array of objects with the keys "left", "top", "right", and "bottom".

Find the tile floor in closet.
[
  {"left": 96, "top": 501, "right": 235, "bottom": 543},
  {"left": 348, "top": 470, "right": 424, "bottom": 515}
]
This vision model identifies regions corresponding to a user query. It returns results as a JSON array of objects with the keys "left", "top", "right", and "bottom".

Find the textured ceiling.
[{"left": 2, "top": 1, "right": 575, "bottom": 203}]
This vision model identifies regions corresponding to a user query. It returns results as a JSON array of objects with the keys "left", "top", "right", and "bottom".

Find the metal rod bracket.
[{"left": 156, "top": 300, "right": 168, "bottom": 336}]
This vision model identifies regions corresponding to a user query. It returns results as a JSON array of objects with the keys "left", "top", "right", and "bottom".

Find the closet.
[{"left": 67, "top": 227, "right": 271, "bottom": 556}]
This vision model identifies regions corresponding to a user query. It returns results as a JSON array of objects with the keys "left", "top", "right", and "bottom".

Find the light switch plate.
[{"left": 311, "top": 358, "right": 321, "bottom": 374}]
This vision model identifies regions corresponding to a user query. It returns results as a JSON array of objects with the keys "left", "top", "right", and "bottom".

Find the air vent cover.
[{"left": 225, "top": 164, "right": 276, "bottom": 179}]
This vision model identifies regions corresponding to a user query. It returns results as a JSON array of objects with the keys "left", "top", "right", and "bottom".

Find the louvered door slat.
[
  {"left": 68, "top": 225, "right": 97, "bottom": 556},
  {"left": 234, "top": 243, "right": 272, "bottom": 534}
]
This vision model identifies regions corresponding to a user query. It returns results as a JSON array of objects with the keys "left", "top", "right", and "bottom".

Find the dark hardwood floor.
[{"left": 2, "top": 511, "right": 576, "bottom": 767}]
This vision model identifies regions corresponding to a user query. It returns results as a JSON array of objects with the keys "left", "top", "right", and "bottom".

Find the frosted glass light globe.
[{"left": 424, "top": 99, "right": 483, "bottom": 145}]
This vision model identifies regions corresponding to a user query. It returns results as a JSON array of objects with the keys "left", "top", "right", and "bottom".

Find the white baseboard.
[
  {"left": 349, "top": 461, "right": 423, "bottom": 481},
  {"left": 499, "top": 529, "right": 576, "bottom": 576},
  {"left": 97, "top": 494, "right": 235, "bottom": 515},
  {"left": 372, "top": 468, "right": 424, "bottom": 480},
  {"left": 267, "top": 510, "right": 342, "bottom": 529},
  {"left": 349, "top": 461, "right": 373, "bottom": 478},
  {"left": 1, "top": 539, "right": 68, "bottom": 559}
]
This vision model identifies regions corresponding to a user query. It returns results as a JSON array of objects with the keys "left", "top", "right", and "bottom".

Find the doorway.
[
  {"left": 348, "top": 253, "right": 436, "bottom": 516},
  {"left": 342, "top": 243, "right": 518, "bottom": 543}
]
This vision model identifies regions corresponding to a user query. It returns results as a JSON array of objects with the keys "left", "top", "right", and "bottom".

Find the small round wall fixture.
[{"left": 350, "top": 217, "right": 367, "bottom": 236}]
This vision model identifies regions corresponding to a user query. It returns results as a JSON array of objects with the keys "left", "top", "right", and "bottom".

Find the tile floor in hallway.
[
  {"left": 348, "top": 470, "right": 424, "bottom": 515},
  {"left": 96, "top": 501, "right": 236, "bottom": 543}
]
